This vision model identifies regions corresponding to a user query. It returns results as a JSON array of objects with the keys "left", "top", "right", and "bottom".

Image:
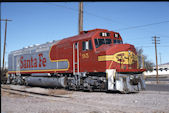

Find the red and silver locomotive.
[{"left": 8, "top": 29, "right": 145, "bottom": 93}]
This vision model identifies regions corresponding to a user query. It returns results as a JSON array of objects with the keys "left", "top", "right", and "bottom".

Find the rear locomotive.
[{"left": 8, "top": 29, "right": 145, "bottom": 93}]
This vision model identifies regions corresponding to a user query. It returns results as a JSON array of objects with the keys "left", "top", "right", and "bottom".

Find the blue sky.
[{"left": 1, "top": 2, "right": 169, "bottom": 67}]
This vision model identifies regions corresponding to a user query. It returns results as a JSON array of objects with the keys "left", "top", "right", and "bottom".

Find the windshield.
[
  {"left": 113, "top": 39, "right": 123, "bottom": 44},
  {"left": 95, "top": 38, "right": 112, "bottom": 48}
]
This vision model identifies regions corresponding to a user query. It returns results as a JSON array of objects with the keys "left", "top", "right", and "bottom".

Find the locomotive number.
[{"left": 82, "top": 53, "right": 89, "bottom": 59}]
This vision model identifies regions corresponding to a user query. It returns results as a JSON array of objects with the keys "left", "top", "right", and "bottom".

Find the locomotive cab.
[{"left": 77, "top": 29, "right": 145, "bottom": 93}]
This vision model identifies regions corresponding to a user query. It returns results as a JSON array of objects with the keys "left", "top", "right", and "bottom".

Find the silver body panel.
[{"left": 8, "top": 40, "right": 69, "bottom": 73}]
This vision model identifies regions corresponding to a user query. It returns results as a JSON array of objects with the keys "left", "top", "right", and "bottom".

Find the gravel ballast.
[{"left": 1, "top": 85, "right": 169, "bottom": 113}]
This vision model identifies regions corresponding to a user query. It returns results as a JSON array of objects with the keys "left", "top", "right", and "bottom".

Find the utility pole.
[
  {"left": 0, "top": 19, "right": 12, "bottom": 70},
  {"left": 78, "top": 2, "right": 83, "bottom": 34},
  {"left": 152, "top": 36, "right": 160, "bottom": 84}
]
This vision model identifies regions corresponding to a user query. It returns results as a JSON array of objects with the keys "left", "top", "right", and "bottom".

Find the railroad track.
[
  {"left": 2, "top": 85, "right": 167, "bottom": 113},
  {"left": 1, "top": 85, "right": 71, "bottom": 98},
  {"left": 1, "top": 86, "right": 155, "bottom": 113},
  {"left": 1, "top": 85, "right": 112, "bottom": 112}
]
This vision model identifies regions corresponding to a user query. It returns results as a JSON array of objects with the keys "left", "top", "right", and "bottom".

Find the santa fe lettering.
[{"left": 20, "top": 53, "right": 46, "bottom": 69}]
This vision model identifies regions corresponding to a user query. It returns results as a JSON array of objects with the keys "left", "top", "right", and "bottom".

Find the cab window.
[
  {"left": 82, "top": 40, "right": 93, "bottom": 51},
  {"left": 94, "top": 38, "right": 112, "bottom": 48},
  {"left": 113, "top": 39, "right": 123, "bottom": 44},
  {"left": 89, "top": 40, "right": 93, "bottom": 50}
]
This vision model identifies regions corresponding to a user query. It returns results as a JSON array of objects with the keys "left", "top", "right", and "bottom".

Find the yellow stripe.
[
  {"left": 8, "top": 68, "right": 68, "bottom": 73},
  {"left": 50, "top": 59, "right": 69, "bottom": 62},
  {"left": 98, "top": 55, "right": 115, "bottom": 61},
  {"left": 98, "top": 51, "right": 137, "bottom": 65},
  {"left": 8, "top": 59, "right": 70, "bottom": 73},
  {"left": 48, "top": 41, "right": 62, "bottom": 62},
  {"left": 49, "top": 44, "right": 54, "bottom": 62},
  {"left": 48, "top": 44, "right": 70, "bottom": 69}
]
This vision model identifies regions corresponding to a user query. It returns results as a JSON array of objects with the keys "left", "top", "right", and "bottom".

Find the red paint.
[
  {"left": 39, "top": 53, "right": 46, "bottom": 67},
  {"left": 20, "top": 53, "right": 46, "bottom": 69},
  {"left": 10, "top": 29, "right": 146, "bottom": 74}
]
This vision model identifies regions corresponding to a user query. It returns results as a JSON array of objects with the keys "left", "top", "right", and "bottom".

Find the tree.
[
  {"left": 136, "top": 47, "right": 154, "bottom": 72},
  {"left": 1, "top": 68, "right": 8, "bottom": 84}
]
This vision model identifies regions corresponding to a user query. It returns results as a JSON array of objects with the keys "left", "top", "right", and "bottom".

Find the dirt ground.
[{"left": 1, "top": 85, "right": 169, "bottom": 113}]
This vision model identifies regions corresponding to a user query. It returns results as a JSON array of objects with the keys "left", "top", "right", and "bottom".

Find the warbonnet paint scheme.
[{"left": 8, "top": 29, "right": 146, "bottom": 93}]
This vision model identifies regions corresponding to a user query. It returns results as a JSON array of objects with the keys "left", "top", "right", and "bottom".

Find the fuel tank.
[{"left": 25, "top": 76, "right": 67, "bottom": 88}]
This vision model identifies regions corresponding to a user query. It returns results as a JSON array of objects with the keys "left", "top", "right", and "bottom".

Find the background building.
[{"left": 144, "top": 62, "right": 169, "bottom": 76}]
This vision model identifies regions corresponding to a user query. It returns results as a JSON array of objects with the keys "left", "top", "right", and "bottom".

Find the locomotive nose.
[
  {"left": 112, "top": 44, "right": 135, "bottom": 52},
  {"left": 110, "top": 44, "right": 137, "bottom": 64},
  {"left": 107, "top": 44, "right": 136, "bottom": 55},
  {"left": 98, "top": 44, "right": 137, "bottom": 65}
]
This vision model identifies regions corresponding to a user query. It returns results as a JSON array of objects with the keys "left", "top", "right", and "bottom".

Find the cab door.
[
  {"left": 80, "top": 40, "right": 94, "bottom": 72},
  {"left": 73, "top": 42, "right": 79, "bottom": 75}
]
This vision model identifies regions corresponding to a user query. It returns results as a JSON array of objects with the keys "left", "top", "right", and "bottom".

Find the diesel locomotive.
[{"left": 8, "top": 29, "right": 146, "bottom": 93}]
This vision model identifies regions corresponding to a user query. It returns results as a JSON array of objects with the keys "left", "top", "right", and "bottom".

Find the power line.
[
  {"left": 158, "top": 35, "right": 169, "bottom": 38},
  {"left": 46, "top": 3, "right": 130, "bottom": 26},
  {"left": 46, "top": 3, "right": 169, "bottom": 32},
  {"left": 114, "top": 20, "right": 169, "bottom": 31},
  {"left": 125, "top": 35, "right": 169, "bottom": 43},
  {"left": 126, "top": 41, "right": 169, "bottom": 45},
  {"left": 136, "top": 45, "right": 169, "bottom": 47}
]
